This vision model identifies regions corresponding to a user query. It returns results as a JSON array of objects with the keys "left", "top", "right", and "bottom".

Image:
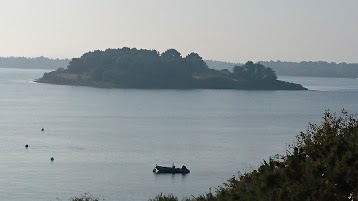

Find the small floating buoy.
[
  {"left": 41, "top": 128, "right": 44, "bottom": 131},
  {"left": 25, "top": 144, "right": 29, "bottom": 148},
  {"left": 50, "top": 157, "right": 54, "bottom": 161}
]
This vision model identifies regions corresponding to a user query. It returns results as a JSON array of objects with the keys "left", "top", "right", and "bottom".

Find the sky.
[{"left": 0, "top": 0, "right": 357, "bottom": 63}]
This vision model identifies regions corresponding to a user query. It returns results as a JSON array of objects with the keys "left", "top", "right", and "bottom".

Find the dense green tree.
[
  {"left": 233, "top": 61, "right": 277, "bottom": 81},
  {"left": 161, "top": 49, "right": 182, "bottom": 61},
  {"left": 185, "top": 53, "right": 209, "bottom": 73}
]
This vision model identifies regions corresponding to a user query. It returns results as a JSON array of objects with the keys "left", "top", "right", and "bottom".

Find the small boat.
[{"left": 153, "top": 164, "right": 190, "bottom": 174}]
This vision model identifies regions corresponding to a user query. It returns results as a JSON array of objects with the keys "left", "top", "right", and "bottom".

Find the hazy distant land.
[
  {"left": 2, "top": 55, "right": 357, "bottom": 79},
  {"left": 36, "top": 48, "right": 306, "bottom": 90},
  {"left": 0, "top": 56, "right": 69, "bottom": 69},
  {"left": 206, "top": 60, "right": 358, "bottom": 78}
]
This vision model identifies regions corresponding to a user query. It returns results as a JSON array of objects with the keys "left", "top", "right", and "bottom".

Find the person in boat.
[
  {"left": 153, "top": 164, "right": 158, "bottom": 172},
  {"left": 182, "top": 165, "right": 187, "bottom": 170}
]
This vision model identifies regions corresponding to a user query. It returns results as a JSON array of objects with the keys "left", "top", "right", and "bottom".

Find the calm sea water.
[{"left": 1, "top": 68, "right": 358, "bottom": 201}]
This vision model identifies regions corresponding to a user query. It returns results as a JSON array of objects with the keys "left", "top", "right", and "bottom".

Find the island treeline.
[
  {"left": 36, "top": 48, "right": 306, "bottom": 90},
  {"left": 206, "top": 60, "right": 358, "bottom": 78},
  {"left": 0, "top": 56, "right": 69, "bottom": 69}
]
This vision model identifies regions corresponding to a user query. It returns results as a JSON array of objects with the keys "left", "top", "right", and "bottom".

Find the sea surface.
[{"left": 0, "top": 68, "right": 358, "bottom": 201}]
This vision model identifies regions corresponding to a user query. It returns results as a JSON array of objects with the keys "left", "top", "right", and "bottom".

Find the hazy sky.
[{"left": 0, "top": 0, "right": 357, "bottom": 62}]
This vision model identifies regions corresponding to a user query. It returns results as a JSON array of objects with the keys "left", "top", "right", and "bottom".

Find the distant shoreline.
[
  {"left": 0, "top": 57, "right": 69, "bottom": 70},
  {"left": 205, "top": 60, "right": 358, "bottom": 78}
]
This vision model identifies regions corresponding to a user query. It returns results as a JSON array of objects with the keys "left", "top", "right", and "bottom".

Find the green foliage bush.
[{"left": 148, "top": 193, "right": 179, "bottom": 201}]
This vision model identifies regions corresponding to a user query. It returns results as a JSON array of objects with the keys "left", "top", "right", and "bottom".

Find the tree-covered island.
[{"left": 36, "top": 48, "right": 307, "bottom": 90}]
